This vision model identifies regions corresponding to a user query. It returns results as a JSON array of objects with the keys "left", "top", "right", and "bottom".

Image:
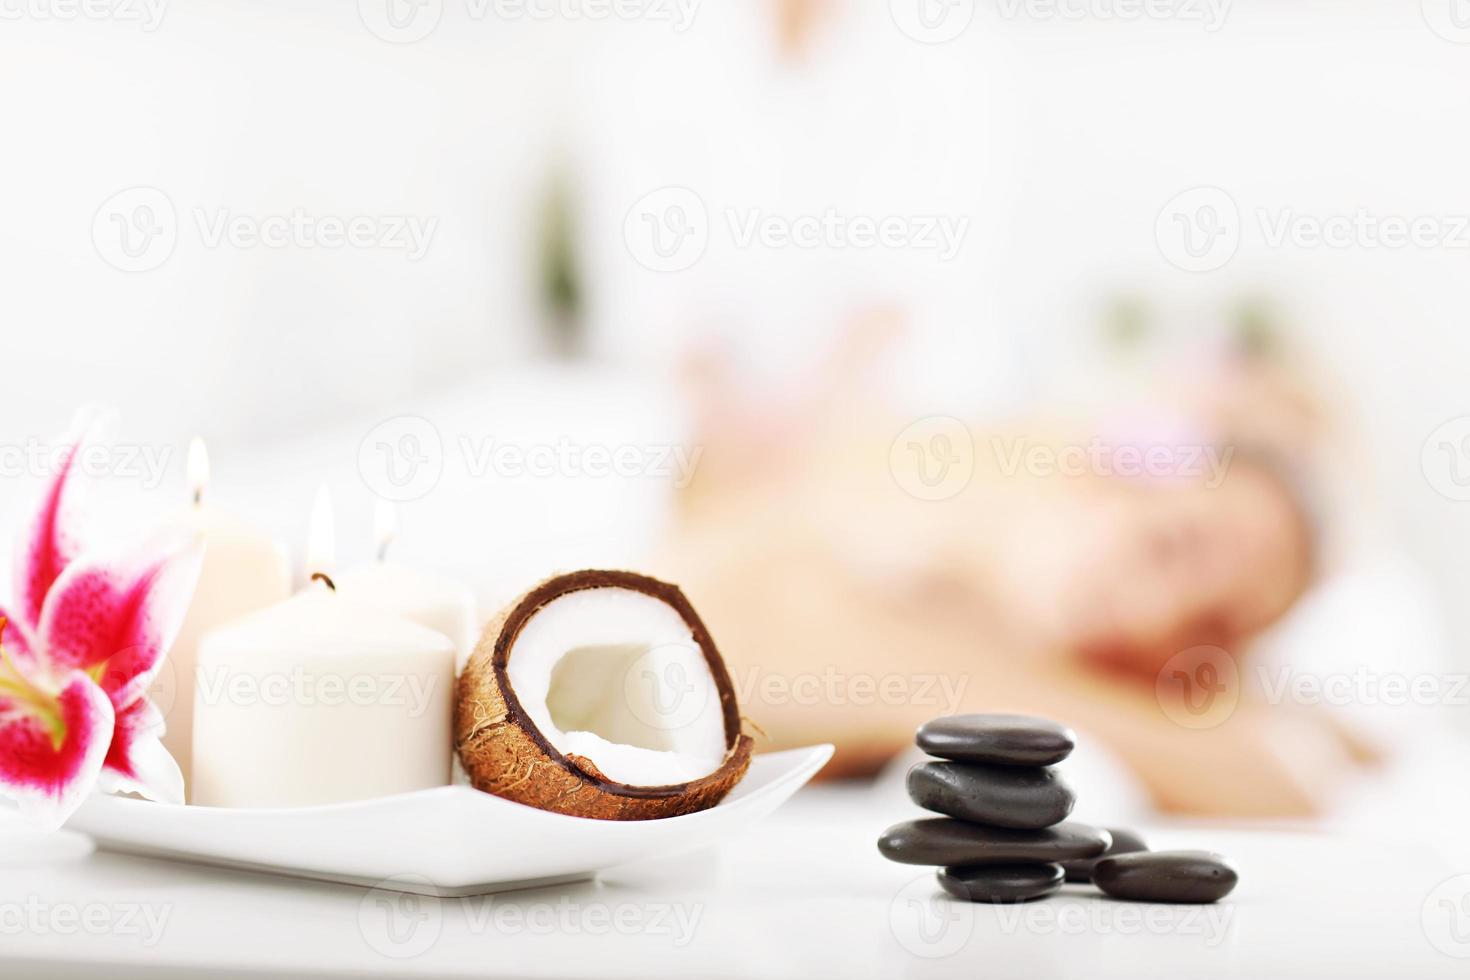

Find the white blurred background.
[{"left": 2, "top": 0, "right": 1470, "bottom": 666}]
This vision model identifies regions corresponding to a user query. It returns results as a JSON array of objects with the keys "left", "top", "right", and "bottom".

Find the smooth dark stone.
[
  {"left": 907, "top": 761, "right": 1075, "bottom": 830},
  {"left": 1091, "top": 850, "right": 1238, "bottom": 904},
  {"left": 916, "top": 714, "right": 1076, "bottom": 766},
  {"left": 938, "top": 864, "right": 1065, "bottom": 904},
  {"left": 1062, "top": 827, "right": 1149, "bottom": 883},
  {"left": 878, "top": 818, "right": 1111, "bottom": 866}
]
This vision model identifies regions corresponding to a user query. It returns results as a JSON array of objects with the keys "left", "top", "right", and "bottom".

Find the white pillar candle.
[
  {"left": 189, "top": 490, "right": 455, "bottom": 808},
  {"left": 335, "top": 501, "right": 479, "bottom": 671},
  {"left": 160, "top": 439, "right": 291, "bottom": 798}
]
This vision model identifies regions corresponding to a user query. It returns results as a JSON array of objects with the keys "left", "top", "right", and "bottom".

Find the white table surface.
[{"left": 2, "top": 784, "right": 1465, "bottom": 979}]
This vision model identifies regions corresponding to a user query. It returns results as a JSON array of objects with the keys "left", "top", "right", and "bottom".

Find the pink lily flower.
[{"left": 0, "top": 413, "right": 203, "bottom": 828}]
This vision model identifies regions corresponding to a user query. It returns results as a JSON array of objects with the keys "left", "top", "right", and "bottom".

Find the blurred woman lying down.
[{"left": 652, "top": 317, "right": 1383, "bottom": 819}]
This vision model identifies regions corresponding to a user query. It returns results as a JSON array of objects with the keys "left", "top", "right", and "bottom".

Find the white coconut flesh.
[{"left": 505, "top": 587, "right": 729, "bottom": 787}]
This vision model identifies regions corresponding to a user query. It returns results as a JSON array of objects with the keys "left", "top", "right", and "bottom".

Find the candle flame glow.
[
  {"left": 187, "top": 437, "right": 209, "bottom": 506},
  {"left": 374, "top": 498, "right": 398, "bottom": 561},
  {"left": 306, "top": 485, "right": 335, "bottom": 575}
]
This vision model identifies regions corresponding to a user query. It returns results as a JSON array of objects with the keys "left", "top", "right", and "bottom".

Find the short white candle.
[
  {"left": 161, "top": 439, "right": 292, "bottom": 797},
  {"left": 190, "top": 489, "right": 456, "bottom": 808},
  {"left": 335, "top": 501, "right": 479, "bottom": 672}
]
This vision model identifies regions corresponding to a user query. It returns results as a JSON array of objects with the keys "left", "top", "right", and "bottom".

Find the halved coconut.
[{"left": 455, "top": 570, "right": 753, "bottom": 820}]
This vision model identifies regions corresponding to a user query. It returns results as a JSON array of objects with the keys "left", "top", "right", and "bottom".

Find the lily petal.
[
  {"left": 99, "top": 698, "right": 183, "bottom": 804},
  {"left": 0, "top": 668, "right": 114, "bottom": 830},
  {"left": 0, "top": 612, "right": 37, "bottom": 674},
  {"left": 37, "top": 531, "right": 204, "bottom": 708},
  {"left": 12, "top": 408, "right": 111, "bottom": 635}
]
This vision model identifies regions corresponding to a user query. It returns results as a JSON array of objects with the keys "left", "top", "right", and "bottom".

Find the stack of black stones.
[{"left": 878, "top": 714, "right": 1238, "bottom": 904}]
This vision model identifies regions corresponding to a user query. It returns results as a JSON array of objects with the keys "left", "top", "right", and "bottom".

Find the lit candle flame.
[
  {"left": 374, "top": 498, "right": 398, "bottom": 562},
  {"left": 187, "top": 437, "right": 209, "bottom": 507},
  {"left": 306, "top": 485, "right": 335, "bottom": 577}
]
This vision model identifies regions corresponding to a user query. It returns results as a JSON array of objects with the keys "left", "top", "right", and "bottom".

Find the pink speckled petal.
[
  {"left": 99, "top": 697, "right": 182, "bottom": 804},
  {"left": 11, "top": 408, "right": 110, "bottom": 634},
  {"left": 37, "top": 532, "right": 204, "bottom": 709},
  {"left": 0, "top": 667, "right": 114, "bottom": 830}
]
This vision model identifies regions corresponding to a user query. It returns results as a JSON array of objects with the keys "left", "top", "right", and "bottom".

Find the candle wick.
[
  {"left": 192, "top": 489, "right": 203, "bottom": 507},
  {"left": 377, "top": 541, "right": 390, "bottom": 562},
  {"left": 310, "top": 572, "right": 337, "bottom": 592}
]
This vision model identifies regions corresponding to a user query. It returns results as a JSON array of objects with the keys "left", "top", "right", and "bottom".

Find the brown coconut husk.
[{"left": 455, "top": 570, "right": 754, "bottom": 820}]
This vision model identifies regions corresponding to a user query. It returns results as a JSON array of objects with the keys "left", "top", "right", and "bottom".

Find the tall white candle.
[
  {"left": 335, "top": 501, "right": 478, "bottom": 671},
  {"left": 190, "top": 490, "right": 456, "bottom": 808},
  {"left": 160, "top": 439, "right": 291, "bottom": 798}
]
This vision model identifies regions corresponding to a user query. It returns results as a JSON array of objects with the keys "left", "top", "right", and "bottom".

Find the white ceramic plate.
[{"left": 68, "top": 745, "right": 833, "bottom": 896}]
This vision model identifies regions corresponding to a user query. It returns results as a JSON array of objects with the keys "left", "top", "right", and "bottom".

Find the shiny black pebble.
[
  {"left": 937, "top": 863, "right": 1065, "bottom": 903},
  {"left": 916, "top": 714, "right": 1076, "bottom": 766},
  {"left": 878, "top": 818, "right": 1111, "bottom": 866},
  {"left": 1062, "top": 827, "right": 1149, "bottom": 883},
  {"left": 1091, "top": 850, "right": 1238, "bottom": 903},
  {"left": 907, "top": 761, "right": 1075, "bottom": 830}
]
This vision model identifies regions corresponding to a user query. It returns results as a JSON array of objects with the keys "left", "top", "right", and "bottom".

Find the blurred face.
[{"left": 1042, "top": 460, "right": 1313, "bottom": 677}]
